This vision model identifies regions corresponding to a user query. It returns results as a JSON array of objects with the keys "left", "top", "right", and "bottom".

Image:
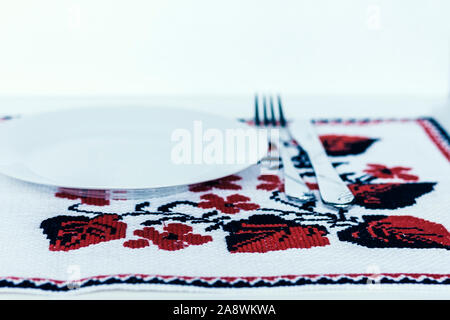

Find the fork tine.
[
  {"left": 263, "top": 96, "right": 269, "bottom": 126},
  {"left": 269, "top": 96, "right": 276, "bottom": 126},
  {"left": 277, "top": 95, "right": 287, "bottom": 127},
  {"left": 254, "top": 94, "right": 260, "bottom": 126}
]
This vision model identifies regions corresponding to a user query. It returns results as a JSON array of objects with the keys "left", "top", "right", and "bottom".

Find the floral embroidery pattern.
[
  {"left": 223, "top": 215, "right": 330, "bottom": 253},
  {"left": 40, "top": 214, "right": 126, "bottom": 251},
  {"left": 319, "top": 135, "right": 378, "bottom": 157},
  {"left": 338, "top": 215, "right": 450, "bottom": 250},
  {"left": 348, "top": 183, "right": 435, "bottom": 210},
  {"left": 257, "top": 174, "right": 284, "bottom": 192},
  {"left": 123, "top": 223, "right": 212, "bottom": 251},
  {"left": 364, "top": 164, "right": 419, "bottom": 181},
  {"left": 189, "top": 175, "right": 242, "bottom": 192},
  {"left": 198, "top": 194, "right": 260, "bottom": 214},
  {"left": 39, "top": 120, "right": 447, "bottom": 258}
]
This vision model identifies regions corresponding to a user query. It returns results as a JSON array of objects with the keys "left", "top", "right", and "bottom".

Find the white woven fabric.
[{"left": 0, "top": 117, "right": 449, "bottom": 294}]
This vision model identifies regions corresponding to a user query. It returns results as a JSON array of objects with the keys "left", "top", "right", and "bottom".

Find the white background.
[{"left": 0, "top": 0, "right": 449, "bottom": 97}]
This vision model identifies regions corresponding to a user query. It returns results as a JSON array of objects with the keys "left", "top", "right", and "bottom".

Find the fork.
[
  {"left": 255, "top": 94, "right": 315, "bottom": 202},
  {"left": 279, "top": 96, "right": 355, "bottom": 208}
]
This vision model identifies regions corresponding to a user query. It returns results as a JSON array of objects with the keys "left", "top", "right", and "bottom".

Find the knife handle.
[
  {"left": 307, "top": 148, "right": 355, "bottom": 206},
  {"left": 299, "top": 122, "right": 355, "bottom": 207}
]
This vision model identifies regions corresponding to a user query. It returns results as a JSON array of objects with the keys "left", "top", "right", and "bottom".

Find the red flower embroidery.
[
  {"left": 198, "top": 194, "right": 260, "bottom": 214},
  {"left": 40, "top": 214, "right": 127, "bottom": 251},
  {"left": 320, "top": 135, "right": 377, "bottom": 156},
  {"left": 349, "top": 183, "right": 435, "bottom": 210},
  {"left": 338, "top": 215, "right": 450, "bottom": 250},
  {"left": 224, "top": 215, "right": 330, "bottom": 253},
  {"left": 189, "top": 175, "right": 242, "bottom": 192},
  {"left": 257, "top": 174, "right": 284, "bottom": 192},
  {"left": 55, "top": 188, "right": 110, "bottom": 206},
  {"left": 123, "top": 223, "right": 212, "bottom": 251},
  {"left": 364, "top": 164, "right": 419, "bottom": 181}
]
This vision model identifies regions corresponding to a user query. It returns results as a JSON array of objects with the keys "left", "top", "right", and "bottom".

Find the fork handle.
[{"left": 278, "top": 130, "right": 315, "bottom": 202}]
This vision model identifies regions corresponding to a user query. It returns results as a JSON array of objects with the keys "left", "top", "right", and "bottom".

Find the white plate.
[{"left": 0, "top": 107, "right": 266, "bottom": 190}]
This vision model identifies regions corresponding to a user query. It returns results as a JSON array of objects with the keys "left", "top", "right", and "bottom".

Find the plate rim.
[{"left": 0, "top": 106, "right": 266, "bottom": 190}]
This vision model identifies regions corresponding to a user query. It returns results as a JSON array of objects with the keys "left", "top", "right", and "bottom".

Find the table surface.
[{"left": 0, "top": 95, "right": 449, "bottom": 299}]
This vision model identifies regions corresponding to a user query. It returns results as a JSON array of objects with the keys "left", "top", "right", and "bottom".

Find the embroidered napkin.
[{"left": 0, "top": 116, "right": 449, "bottom": 293}]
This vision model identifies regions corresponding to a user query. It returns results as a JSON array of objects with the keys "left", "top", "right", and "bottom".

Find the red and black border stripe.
[
  {"left": 417, "top": 117, "right": 450, "bottom": 161},
  {"left": 1, "top": 273, "right": 450, "bottom": 292}
]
